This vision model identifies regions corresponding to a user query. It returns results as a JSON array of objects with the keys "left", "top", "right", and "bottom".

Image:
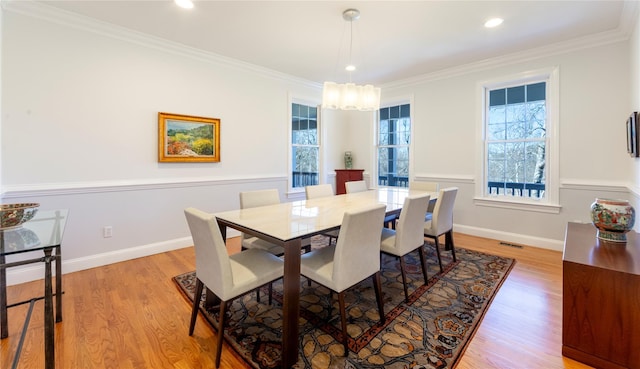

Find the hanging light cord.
[{"left": 348, "top": 18, "right": 353, "bottom": 82}]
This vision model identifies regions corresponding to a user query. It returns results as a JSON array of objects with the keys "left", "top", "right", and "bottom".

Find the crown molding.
[
  {"left": 383, "top": 1, "right": 639, "bottom": 90},
  {"left": 0, "top": 0, "right": 321, "bottom": 89}
]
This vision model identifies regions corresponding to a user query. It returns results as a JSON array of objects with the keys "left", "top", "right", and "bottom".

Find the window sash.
[
  {"left": 378, "top": 104, "right": 411, "bottom": 188},
  {"left": 484, "top": 81, "right": 548, "bottom": 199}
]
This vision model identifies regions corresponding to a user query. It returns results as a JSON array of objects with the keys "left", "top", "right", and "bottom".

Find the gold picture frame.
[{"left": 158, "top": 112, "right": 220, "bottom": 162}]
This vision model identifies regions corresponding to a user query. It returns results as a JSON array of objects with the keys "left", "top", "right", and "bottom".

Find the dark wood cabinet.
[
  {"left": 335, "top": 169, "right": 364, "bottom": 195},
  {"left": 562, "top": 222, "right": 640, "bottom": 369}
]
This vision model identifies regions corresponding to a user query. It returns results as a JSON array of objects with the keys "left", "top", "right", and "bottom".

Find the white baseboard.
[
  {"left": 455, "top": 224, "right": 564, "bottom": 251},
  {"left": 6, "top": 237, "right": 194, "bottom": 286}
]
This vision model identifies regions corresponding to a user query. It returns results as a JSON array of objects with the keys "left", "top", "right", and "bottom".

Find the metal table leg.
[
  {"left": 55, "top": 245, "right": 62, "bottom": 323},
  {"left": 0, "top": 252, "right": 7, "bottom": 339},
  {"left": 43, "top": 248, "right": 54, "bottom": 369}
]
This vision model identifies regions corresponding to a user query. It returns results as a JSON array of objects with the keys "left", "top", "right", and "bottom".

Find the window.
[
  {"left": 378, "top": 104, "right": 410, "bottom": 188},
  {"left": 477, "top": 67, "right": 560, "bottom": 213},
  {"left": 486, "top": 82, "right": 547, "bottom": 198},
  {"left": 291, "top": 102, "right": 319, "bottom": 188}
]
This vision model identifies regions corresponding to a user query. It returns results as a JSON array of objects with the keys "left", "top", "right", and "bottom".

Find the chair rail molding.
[
  {"left": 560, "top": 178, "right": 630, "bottom": 193},
  {"left": 1, "top": 175, "right": 288, "bottom": 198},
  {"left": 413, "top": 174, "right": 474, "bottom": 185}
]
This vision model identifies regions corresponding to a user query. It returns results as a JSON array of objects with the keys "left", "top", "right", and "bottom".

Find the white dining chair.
[
  {"left": 424, "top": 187, "right": 458, "bottom": 273},
  {"left": 239, "top": 189, "right": 312, "bottom": 255},
  {"left": 380, "top": 194, "right": 431, "bottom": 302},
  {"left": 344, "top": 180, "right": 368, "bottom": 193},
  {"left": 344, "top": 179, "right": 400, "bottom": 230},
  {"left": 239, "top": 189, "right": 285, "bottom": 254},
  {"left": 300, "top": 203, "right": 387, "bottom": 354},
  {"left": 305, "top": 183, "right": 334, "bottom": 199},
  {"left": 305, "top": 184, "right": 339, "bottom": 244},
  {"left": 184, "top": 207, "right": 284, "bottom": 369},
  {"left": 409, "top": 180, "right": 439, "bottom": 217}
]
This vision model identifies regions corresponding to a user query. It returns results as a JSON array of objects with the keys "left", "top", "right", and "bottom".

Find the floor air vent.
[{"left": 499, "top": 241, "right": 524, "bottom": 249}]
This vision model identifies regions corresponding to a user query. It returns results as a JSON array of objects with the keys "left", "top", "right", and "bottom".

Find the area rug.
[{"left": 173, "top": 238, "right": 515, "bottom": 369}]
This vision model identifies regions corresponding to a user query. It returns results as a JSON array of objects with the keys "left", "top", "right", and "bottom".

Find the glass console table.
[{"left": 0, "top": 209, "right": 68, "bottom": 369}]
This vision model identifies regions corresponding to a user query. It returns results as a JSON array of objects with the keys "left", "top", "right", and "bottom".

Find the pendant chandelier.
[{"left": 322, "top": 9, "right": 381, "bottom": 112}]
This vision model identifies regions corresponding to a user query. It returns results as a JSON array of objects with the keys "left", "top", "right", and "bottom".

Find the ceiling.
[{"left": 25, "top": 1, "right": 636, "bottom": 85}]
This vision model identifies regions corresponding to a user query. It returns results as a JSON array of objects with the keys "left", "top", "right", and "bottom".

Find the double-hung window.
[
  {"left": 291, "top": 102, "right": 319, "bottom": 189},
  {"left": 486, "top": 82, "right": 546, "bottom": 197},
  {"left": 378, "top": 104, "right": 411, "bottom": 188},
  {"left": 477, "top": 68, "right": 560, "bottom": 213}
]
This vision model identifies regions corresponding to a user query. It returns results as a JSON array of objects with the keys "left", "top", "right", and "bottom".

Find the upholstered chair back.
[
  {"left": 240, "top": 189, "right": 280, "bottom": 209},
  {"left": 345, "top": 180, "right": 368, "bottom": 193},
  {"left": 331, "top": 204, "right": 386, "bottom": 292},
  {"left": 394, "top": 194, "right": 430, "bottom": 254},
  {"left": 305, "top": 184, "right": 334, "bottom": 199},
  {"left": 430, "top": 187, "right": 458, "bottom": 235},
  {"left": 184, "top": 207, "right": 234, "bottom": 300}
]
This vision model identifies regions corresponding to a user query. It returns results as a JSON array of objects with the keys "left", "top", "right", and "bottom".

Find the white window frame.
[
  {"left": 474, "top": 67, "right": 561, "bottom": 214},
  {"left": 376, "top": 97, "right": 414, "bottom": 188},
  {"left": 288, "top": 95, "right": 322, "bottom": 194}
]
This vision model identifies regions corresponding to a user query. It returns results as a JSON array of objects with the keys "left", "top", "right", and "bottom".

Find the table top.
[
  {"left": 0, "top": 209, "right": 69, "bottom": 256},
  {"left": 563, "top": 222, "right": 640, "bottom": 275},
  {"left": 214, "top": 187, "right": 436, "bottom": 242}
]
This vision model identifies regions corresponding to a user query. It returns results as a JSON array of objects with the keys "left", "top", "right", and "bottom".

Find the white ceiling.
[{"left": 25, "top": 1, "right": 637, "bottom": 85}]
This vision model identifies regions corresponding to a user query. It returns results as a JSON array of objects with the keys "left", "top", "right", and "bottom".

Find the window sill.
[{"left": 473, "top": 196, "right": 561, "bottom": 214}]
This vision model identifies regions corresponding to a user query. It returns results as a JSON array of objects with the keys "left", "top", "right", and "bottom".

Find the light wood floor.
[{"left": 1, "top": 233, "right": 593, "bottom": 369}]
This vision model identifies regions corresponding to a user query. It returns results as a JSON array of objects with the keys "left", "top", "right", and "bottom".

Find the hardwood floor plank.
[{"left": 1, "top": 233, "right": 594, "bottom": 368}]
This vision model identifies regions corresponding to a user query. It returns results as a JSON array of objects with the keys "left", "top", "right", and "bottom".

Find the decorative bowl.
[
  {"left": 0, "top": 203, "right": 40, "bottom": 230},
  {"left": 590, "top": 198, "right": 635, "bottom": 242}
]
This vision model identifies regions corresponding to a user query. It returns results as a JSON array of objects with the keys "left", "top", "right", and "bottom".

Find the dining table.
[{"left": 213, "top": 187, "right": 437, "bottom": 368}]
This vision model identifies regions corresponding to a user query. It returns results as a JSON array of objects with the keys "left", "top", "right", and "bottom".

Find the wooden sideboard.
[
  {"left": 562, "top": 222, "right": 640, "bottom": 369},
  {"left": 335, "top": 169, "right": 364, "bottom": 195}
]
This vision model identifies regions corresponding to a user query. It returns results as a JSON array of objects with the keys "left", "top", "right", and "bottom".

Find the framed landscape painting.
[{"left": 158, "top": 112, "right": 220, "bottom": 162}]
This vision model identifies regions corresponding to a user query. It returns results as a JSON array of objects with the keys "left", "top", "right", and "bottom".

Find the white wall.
[
  {"left": 380, "top": 41, "right": 631, "bottom": 248},
  {"left": 1, "top": 8, "right": 320, "bottom": 284}
]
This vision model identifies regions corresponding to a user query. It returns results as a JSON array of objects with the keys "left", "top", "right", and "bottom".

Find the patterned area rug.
[{"left": 173, "top": 238, "right": 515, "bottom": 369}]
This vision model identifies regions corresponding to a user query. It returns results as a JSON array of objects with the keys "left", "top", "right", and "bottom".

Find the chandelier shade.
[
  {"left": 323, "top": 82, "right": 381, "bottom": 111},
  {"left": 322, "top": 9, "right": 381, "bottom": 112}
]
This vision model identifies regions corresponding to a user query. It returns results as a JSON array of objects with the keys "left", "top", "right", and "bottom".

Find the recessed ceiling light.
[
  {"left": 345, "top": 65, "right": 356, "bottom": 72},
  {"left": 484, "top": 18, "right": 503, "bottom": 28},
  {"left": 175, "top": 0, "right": 194, "bottom": 9}
]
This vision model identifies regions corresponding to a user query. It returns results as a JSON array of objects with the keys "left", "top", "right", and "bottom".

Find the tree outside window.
[{"left": 291, "top": 103, "right": 319, "bottom": 188}]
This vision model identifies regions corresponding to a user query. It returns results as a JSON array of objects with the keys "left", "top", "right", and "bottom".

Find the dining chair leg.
[
  {"left": 189, "top": 278, "right": 204, "bottom": 336},
  {"left": 215, "top": 300, "right": 228, "bottom": 369},
  {"left": 398, "top": 256, "right": 409, "bottom": 303},
  {"left": 446, "top": 231, "right": 457, "bottom": 261},
  {"left": 256, "top": 287, "right": 261, "bottom": 303},
  {"left": 268, "top": 283, "right": 273, "bottom": 305},
  {"left": 337, "top": 291, "right": 349, "bottom": 355},
  {"left": 371, "top": 272, "right": 385, "bottom": 324},
  {"left": 433, "top": 237, "right": 444, "bottom": 273},
  {"left": 418, "top": 245, "right": 429, "bottom": 284},
  {"left": 327, "top": 290, "right": 333, "bottom": 318}
]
